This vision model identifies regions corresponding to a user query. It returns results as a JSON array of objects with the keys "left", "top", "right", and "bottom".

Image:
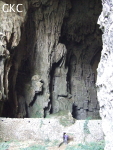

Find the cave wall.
[
  {"left": 0, "top": 0, "right": 102, "bottom": 119},
  {"left": 8, "top": 0, "right": 72, "bottom": 118},
  {"left": 97, "top": 0, "right": 113, "bottom": 149},
  {"left": 59, "top": 0, "right": 102, "bottom": 119},
  {"left": 24, "top": 0, "right": 72, "bottom": 118},
  {"left": 0, "top": 0, "right": 28, "bottom": 116}
]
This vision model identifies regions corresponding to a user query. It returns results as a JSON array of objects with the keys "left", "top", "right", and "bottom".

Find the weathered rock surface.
[
  {"left": 0, "top": 0, "right": 28, "bottom": 116},
  {"left": 60, "top": 0, "right": 102, "bottom": 119},
  {"left": 0, "top": 0, "right": 102, "bottom": 119},
  {"left": 97, "top": 0, "right": 113, "bottom": 149}
]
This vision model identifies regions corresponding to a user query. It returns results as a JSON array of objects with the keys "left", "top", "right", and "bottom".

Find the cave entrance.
[
  {"left": 0, "top": 0, "right": 102, "bottom": 119},
  {"left": 59, "top": 0, "right": 102, "bottom": 119}
]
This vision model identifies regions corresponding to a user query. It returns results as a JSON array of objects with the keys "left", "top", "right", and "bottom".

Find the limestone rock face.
[
  {"left": 60, "top": 0, "right": 102, "bottom": 119},
  {"left": 97, "top": 0, "right": 113, "bottom": 149},
  {"left": 0, "top": 0, "right": 102, "bottom": 119},
  {"left": 0, "top": 0, "right": 28, "bottom": 115}
]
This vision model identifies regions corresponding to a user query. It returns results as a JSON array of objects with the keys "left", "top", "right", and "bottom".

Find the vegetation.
[
  {"left": 65, "top": 145, "right": 78, "bottom": 150},
  {"left": 51, "top": 140, "right": 59, "bottom": 146},
  {"left": 20, "top": 145, "right": 47, "bottom": 150},
  {"left": 83, "top": 117, "right": 91, "bottom": 134},
  {"left": 46, "top": 110, "right": 69, "bottom": 118},
  {"left": 0, "top": 141, "right": 11, "bottom": 150},
  {"left": 77, "top": 141, "right": 105, "bottom": 150},
  {"left": 39, "top": 119, "right": 44, "bottom": 128},
  {"left": 65, "top": 141, "right": 105, "bottom": 150},
  {"left": 0, "top": 140, "right": 105, "bottom": 150},
  {"left": 47, "top": 110, "right": 74, "bottom": 127}
]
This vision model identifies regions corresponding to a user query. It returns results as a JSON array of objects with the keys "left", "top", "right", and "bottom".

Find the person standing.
[{"left": 63, "top": 132, "right": 68, "bottom": 144}]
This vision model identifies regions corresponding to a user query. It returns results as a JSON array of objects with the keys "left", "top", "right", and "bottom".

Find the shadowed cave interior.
[{"left": 1, "top": 0, "right": 102, "bottom": 119}]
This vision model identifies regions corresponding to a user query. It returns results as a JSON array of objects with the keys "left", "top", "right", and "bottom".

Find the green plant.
[
  {"left": 65, "top": 141, "right": 105, "bottom": 150},
  {"left": 59, "top": 117, "right": 69, "bottom": 127},
  {"left": 0, "top": 138, "right": 2, "bottom": 142},
  {"left": 35, "top": 110, "right": 42, "bottom": 118},
  {"left": 40, "top": 120, "right": 44, "bottom": 128},
  {"left": 0, "top": 141, "right": 11, "bottom": 150},
  {"left": 46, "top": 110, "right": 68, "bottom": 118},
  {"left": 20, "top": 145, "right": 47, "bottom": 150},
  {"left": 65, "top": 145, "right": 79, "bottom": 150},
  {"left": 83, "top": 117, "right": 91, "bottom": 134},
  {"left": 78, "top": 141, "right": 105, "bottom": 150},
  {"left": 52, "top": 140, "right": 59, "bottom": 146},
  {"left": 44, "top": 137, "right": 50, "bottom": 144},
  {"left": 59, "top": 115, "right": 73, "bottom": 127}
]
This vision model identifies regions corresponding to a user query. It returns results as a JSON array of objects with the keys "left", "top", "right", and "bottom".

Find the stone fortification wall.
[{"left": 0, "top": 118, "right": 104, "bottom": 144}]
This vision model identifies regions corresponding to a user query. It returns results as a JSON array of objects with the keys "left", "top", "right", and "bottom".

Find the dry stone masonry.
[{"left": 0, "top": 118, "right": 104, "bottom": 144}]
